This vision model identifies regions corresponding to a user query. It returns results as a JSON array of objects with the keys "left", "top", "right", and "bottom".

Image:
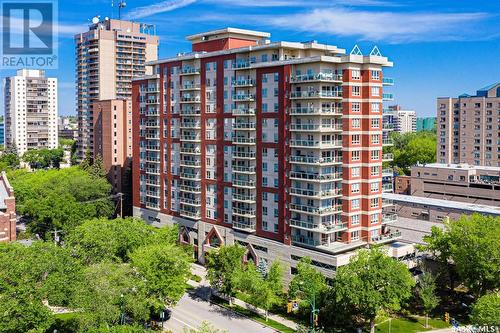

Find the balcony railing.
[
  {"left": 382, "top": 93, "right": 394, "bottom": 101},
  {"left": 233, "top": 220, "right": 256, "bottom": 232},
  {"left": 232, "top": 179, "right": 255, "bottom": 188},
  {"left": 290, "top": 91, "right": 343, "bottom": 99},
  {"left": 382, "top": 138, "right": 394, "bottom": 146},
  {"left": 289, "top": 203, "right": 342, "bottom": 215},
  {"left": 290, "top": 155, "right": 342, "bottom": 165},
  {"left": 232, "top": 207, "right": 256, "bottom": 217},
  {"left": 180, "top": 67, "right": 200, "bottom": 75},
  {"left": 290, "top": 187, "right": 342, "bottom": 197},
  {"left": 291, "top": 72, "right": 343, "bottom": 83},
  {"left": 382, "top": 183, "right": 393, "bottom": 192},
  {"left": 232, "top": 108, "right": 256, "bottom": 116},
  {"left": 371, "top": 231, "right": 401, "bottom": 243},
  {"left": 234, "top": 122, "right": 256, "bottom": 130},
  {"left": 233, "top": 94, "right": 255, "bottom": 101},
  {"left": 290, "top": 219, "right": 348, "bottom": 232},
  {"left": 290, "top": 139, "right": 342, "bottom": 148},
  {"left": 289, "top": 107, "right": 342, "bottom": 115},
  {"left": 382, "top": 77, "right": 395, "bottom": 86},
  {"left": 232, "top": 137, "right": 256, "bottom": 144},
  {"left": 290, "top": 171, "right": 342, "bottom": 181},
  {"left": 382, "top": 153, "right": 393, "bottom": 161},
  {"left": 382, "top": 213, "right": 398, "bottom": 224},
  {"left": 233, "top": 165, "right": 256, "bottom": 173},
  {"left": 233, "top": 193, "right": 256, "bottom": 202},
  {"left": 233, "top": 151, "right": 256, "bottom": 159},
  {"left": 232, "top": 79, "right": 255, "bottom": 87}
]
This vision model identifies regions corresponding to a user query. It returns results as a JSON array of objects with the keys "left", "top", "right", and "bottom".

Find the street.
[{"left": 163, "top": 290, "right": 277, "bottom": 333}]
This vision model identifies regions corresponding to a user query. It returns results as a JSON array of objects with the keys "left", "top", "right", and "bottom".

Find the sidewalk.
[{"left": 188, "top": 263, "right": 299, "bottom": 331}]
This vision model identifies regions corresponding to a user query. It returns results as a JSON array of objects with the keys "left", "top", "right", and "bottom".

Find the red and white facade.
[{"left": 132, "top": 28, "right": 399, "bottom": 277}]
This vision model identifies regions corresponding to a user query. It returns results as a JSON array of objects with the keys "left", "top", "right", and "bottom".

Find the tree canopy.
[
  {"left": 288, "top": 257, "right": 327, "bottom": 310},
  {"left": 389, "top": 131, "right": 436, "bottom": 174},
  {"left": 470, "top": 292, "right": 500, "bottom": 326},
  {"left": 333, "top": 248, "right": 415, "bottom": 333},
  {"left": 8, "top": 167, "right": 114, "bottom": 239},
  {"left": 206, "top": 244, "right": 246, "bottom": 301},
  {"left": 422, "top": 214, "right": 500, "bottom": 297},
  {"left": 0, "top": 152, "right": 20, "bottom": 171},
  {"left": 22, "top": 148, "right": 65, "bottom": 169}
]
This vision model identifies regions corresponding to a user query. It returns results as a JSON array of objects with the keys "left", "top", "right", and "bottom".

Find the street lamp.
[{"left": 119, "top": 294, "right": 125, "bottom": 325}]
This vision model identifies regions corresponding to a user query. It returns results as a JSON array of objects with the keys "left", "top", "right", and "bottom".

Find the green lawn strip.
[
  {"left": 211, "top": 296, "right": 296, "bottom": 333},
  {"left": 375, "top": 315, "right": 450, "bottom": 333}
]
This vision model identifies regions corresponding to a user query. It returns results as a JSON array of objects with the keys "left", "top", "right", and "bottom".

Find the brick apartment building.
[
  {"left": 93, "top": 99, "right": 133, "bottom": 196},
  {"left": 0, "top": 172, "right": 16, "bottom": 242},
  {"left": 437, "top": 83, "right": 500, "bottom": 166},
  {"left": 132, "top": 28, "right": 403, "bottom": 277}
]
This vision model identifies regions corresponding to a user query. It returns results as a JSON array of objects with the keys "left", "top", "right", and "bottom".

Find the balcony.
[
  {"left": 289, "top": 203, "right": 342, "bottom": 216},
  {"left": 180, "top": 108, "right": 201, "bottom": 116},
  {"left": 233, "top": 151, "right": 256, "bottom": 159},
  {"left": 232, "top": 61, "right": 251, "bottom": 69},
  {"left": 290, "top": 123, "right": 342, "bottom": 132},
  {"left": 233, "top": 193, "right": 256, "bottom": 203},
  {"left": 232, "top": 108, "right": 256, "bottom": 116},
  {"left": 291, "top": 234, "right": 324, "bottom": 247},
  {"left": 290, "top": 219, "right": 348, "bottom": 233},
  {"left": 180, "top": 121, "right": 201, "bottom": 129},
  {"left": 234, "top": 122, "right": 256, "bottom": 130},
  {"left": 180, "top": 83, "right": 201, "bottom": 91},
  {"left": 290, "top": 187, "right": 342, "bottom": 198},
  {"left": 382, "top": 138, "right": 394, "bottom": 146},
  {"left": 382, "top": 213, "right": 397, "bottom": 224},
  {"left": 382, "top": 168, "right": 393, "bottom": 177},
  {"left": 146, "top": 99, "right": 159, "bottom": 105},
  {"left": 145, "top": 168, "right": 160, "bottom": 174},
  {"left": 382, "top": 183, "right": 393, "bottom": 192},
  {"left": 145, "top": 122, "right": 160, "bottom": 128},
  {"left": 233, "top": 94, "right": 255, "bottom": 102},
  {"left": 180, "top": 172, "right": 201, "bottom": 180},
  {"left": 232, "top": 79, "right": 256, "bottom": 87},
  {"left": 232, "top": 207, "right": 256, "bottom": 218},
  {"left": 382, "top": 77, "right": 395, "bottom": 86},
  {"left": 290, "top": 155, "right": 342, "bottom": 165},
  {"left": 180, "top": 67, "right": 200, "bottom": 75},
  {"left": 180, "top": 159, "right": 201, "bottom": 167},
  {"left": 180, "top": 135, "right": 201, "bottom": 142},
  {"left": 291, "top": 72, "right": 343, "bottom": 83},
  {"left": 145, "top": 190, "right": 160, "bottom": 198},
  {"left": 290, "top": 171, "right": 342, "bottom": 182},
  {"left": 290, "top": 139, "right": 342, "bottom": 149},
  {"left": 180, "top": 96, "right": 201, "bottom": 104},
  {"left": 290, "top": 91, "right": 342, "bottom": 100},
  {"left": 371, "top": 230, "right": 401, "bottom": 243},
  {"left": 232, "top": 179, "right": 255, "bottom": 188},
  {"left": 383, "top": 123, "right": 394, "bottom": 130},
  {"left": 145, "top": 145, "right": 160, "bottom": 151},
  {"left": 382, "top": 153, "right": 393, "bottom": 161},
  {"left": 289, "top": 107, "right": 342, "bottom": 116},
  {"left": 232, "top": 165, "right": 256, "bottom": 174},
  {"left": 232, "top": 137, "right": 256, "bottom": 145},
  {"left": 180, "top": 185, "right": 201, "bottom": 193},
  {"left": 180, "top": 209, "right": 201, "bottom": 220},
  {"left": 382, "top": 93, "right": 394, "bottom": 101},
  {"left": 233, "top": 220, "right": 256, "bottom": 233},
  {"left": 180, "top": 197, "right": 201, "bottom": 206},
  {"left": 180, "top": 147, "right": 200, "bottom": 154}
]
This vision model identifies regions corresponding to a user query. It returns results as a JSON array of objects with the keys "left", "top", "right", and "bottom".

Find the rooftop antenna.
[{"left": 118, "top": 0, "right": 126, "bottom": 20}]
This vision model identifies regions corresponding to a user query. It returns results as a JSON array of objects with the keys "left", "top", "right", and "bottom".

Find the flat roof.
[
  {"left": 383, "top": 193, "right": 500, "bottom": 216},
  {"left": 415, "top": 163, "right": 500, "bottom": 172},
  {"left": 186, "top": 27, "right": 271, "bottom": 41}
]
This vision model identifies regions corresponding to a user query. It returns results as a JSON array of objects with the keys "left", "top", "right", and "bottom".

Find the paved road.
[{"left": 163, "top": 291, "right": 276, "bottom": 333}]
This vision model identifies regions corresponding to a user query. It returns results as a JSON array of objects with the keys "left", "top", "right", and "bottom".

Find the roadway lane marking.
[{"left": 171, "top": 315, "right": 197, "bottom": 330}]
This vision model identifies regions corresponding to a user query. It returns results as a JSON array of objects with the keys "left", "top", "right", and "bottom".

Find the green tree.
[
  {"left": 470, "top": 292, "right": 500, "bottom": 326},
  {"left": 206, "top": 244, "right": 246, "bottom": 304},
  {"left": 130, "top": 243, "right": 192, "bottom": 309},
  {"left": 71, "top": 262, "right": 152, "bottom": 332},
  {"left": 91, "top": 154, "right": 107, "bottom": 178},
  {"left": 333, "top": 248, "right": 415, "bottom": 333},
  {"left": 233, "top": 261, "right": 284, "bottom": 320},
  {"left": 80, "top": 149, "right": 93, "bottom": 170},
  {"left": 9, "top": 167, "right": 113, "bottom": 238},
  {"left": 422, "top": 214, "right": 500, "bottom": 297},
  {"left": 418, "top": 272, "right": 440, "bottom": 328},
  {"left": 288, "top": 257, "right": 327, "bottom": 310},
  {"left": 390, "top": 131, "right": 436, "bottom": 174},
  {"left": 67, "top": 217, "right": 178, "bottom": 264},
  {"left": 184, "top": 321, "right": 228, "bottom": 333},
  {"left": 0, "top": 152, "right": 20, "bottom": 171}
]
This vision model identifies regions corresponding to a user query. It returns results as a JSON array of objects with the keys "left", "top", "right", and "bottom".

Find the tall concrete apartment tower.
[
  {"left": 75, "top": 18, "right": 159, "bottom": 158},
  {"left": 4, "top": 69, "right": 58, "bottom": 156},
  {"left": 383, "top": 105, "right": 416, "bottom": 134},
  {"left": 132, "top": 28, "right": 400, "bottom": 277},
  {"left": 437, "top": 83, "right": 500, "bottom": 166}
]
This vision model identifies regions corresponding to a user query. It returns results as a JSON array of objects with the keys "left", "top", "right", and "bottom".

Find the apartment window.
[
  {"left": 371, "top": 118, "right": 380, "bottom": 128},
  {"left": 371, "top": 70, "right": 380, "bottom": 80},
  {"left": 351, "top": 134, "right": 360, "bottom": 144},
  {"left": 370, "top": 182, "right": 379, "bottom": 192},
  {"left": 371, "top": 134, "right": 380, "bottom": 144},
  {"left": 371, "top": 103, "right": 380, "bottom": 113},
  {"left": 352, "top": 199, "right": 360, "bottom": 209},
  {"left": 371, "top": 150, "right": 380, "bottom": 160},
  {"left": 371, "top": 86, "right": 380, "bottom": 97},
  {"left": 352, "top": 151, "right": 360, "bottom": 161},
  {"left": 351, "top": 70, "right": 360, "bottom": 80},
  {"left": 351, "top": 214, "right": 360, "bottom": 225},
  {"left": 371, "top": 213, "right": 379, "bottom": 224},
  {"left": 352, "top": 86, "right": 360, "bottom": 96},
  {"left": 352, "top": 102, "right": 360, "bottom": 112},
  {"left": 371, "top": 166, "right": 380, "bottom": 176},
  {"left": 351, "top": 183, "right": 360, "bottom": 193},
  {"left": 352, "top": 118, "right": 360, "bottom": 128},
  {"left": 352, "top": 166, "right": 360, "bottom": 177},
  {"left": 370, "top": 198, "right": 379, "bottom": 208},
  {"left": 351, "top": 230, "right": 360, "bottom": 241}
]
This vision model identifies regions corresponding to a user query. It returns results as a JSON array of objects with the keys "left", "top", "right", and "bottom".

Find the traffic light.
[{"left": 444, "top": 312, "right": 449, "bottom": 323}]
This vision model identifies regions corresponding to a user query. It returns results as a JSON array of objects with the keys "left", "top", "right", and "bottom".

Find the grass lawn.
[
  {"left": 212, "top": 296, "right": 296, "bottom": 333},
  {"left": 375, "top": 315, "right": 450, "bottom": 333}
]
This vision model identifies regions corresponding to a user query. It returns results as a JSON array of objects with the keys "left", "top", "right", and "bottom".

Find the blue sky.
[{"left": 2, "top": 0, "right": 500, "bottom": 117}]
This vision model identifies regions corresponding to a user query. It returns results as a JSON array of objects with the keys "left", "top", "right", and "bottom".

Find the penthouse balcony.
[
  {"left": 382, "top": 77, "right": 394, "bottom": 86},
  {"left": 232, "top": 79, "right": 256, "bottom": 87},
  {"left": 290, "top": 155, "right": 342, "bottom": 165},
  {"left": 290, "top": 91, "right": 342, "bottom": 100},
  {"left": 290, "top": 171, "right": 342, "bottom": 182},
  {"left": 180, "top": 67, "right": 200, "bottom": 75},
  {"left": 382, "top": 213, "right": 397, "bottom": 224},
  {"left": 289, "top": 106, "right": 342, "bottom": 116},
  {"left": 233, "top": 219, "right": 256, "bottom": 233},
  {"left": 290, "top": 139, "right": 342, "bottom": 149},
  {"left": 290, "top": 219, "right": 348, "bottom": 233},
  {"left": 290, "top": 123, "right": 342, "bottom": 132},
  {"left": 291, "top": 72, "right": 343, "bottom": 83},
  {"left": 371, "top": 230, "right": 401, "bottom": 243},
  {"left": 232, "top": 108, "right": 256, "bottom": 116},
  {"left": 289, "top": 203, "right": 342, "bottom": 216},
  {"left": 382, "top": 93, "right": 394, "bottom": 101},
  {"left": 290, "top": 187, "right": 342, "bottom": 198}
]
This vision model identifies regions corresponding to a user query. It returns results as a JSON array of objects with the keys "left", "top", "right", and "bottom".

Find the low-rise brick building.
[{"left": 0, "top": 172, "right": 16, "bottom": 242}]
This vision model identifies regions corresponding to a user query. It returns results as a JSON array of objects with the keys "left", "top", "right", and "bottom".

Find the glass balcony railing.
[
  {"left": 291, "top": 72, "right": 343, "bottom": 83},
  {"left": 382, "top": 77, "right": 394, "bottom": 85}
]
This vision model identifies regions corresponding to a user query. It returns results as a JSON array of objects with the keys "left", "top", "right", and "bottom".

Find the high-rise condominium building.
[
  {"left": 416, "top": 117, "right": 436, "bottom": 132},
  {"left": 4, "top": 69, "right": 58, "bottom": 156},
  {"left": 383, "top": 105, "right": 416, "bottom": 134},
  {"left": 437, "top": 83, "right": 500, "bottom": 166},
  {"left": 132, "top": 28, "right": 401, "bottom": 277},
  {"left": 93, "top": 99, "right": 133, "bottom": 195},
  {"left": 75, "top": 18, "right": 159, "bottom": 158}
]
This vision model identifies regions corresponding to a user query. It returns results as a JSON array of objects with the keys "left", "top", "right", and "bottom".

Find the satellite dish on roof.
[{"left": 92, "top": 16, "right": 99, "bottom": 24}]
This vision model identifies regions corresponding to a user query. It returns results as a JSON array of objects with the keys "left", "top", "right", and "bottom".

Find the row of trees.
[
  {"left": 205, "top": 245, "right": 417, "bottom": 333},
  {"left": 422, "top": 214, "right": 500, "bottom": 326},
  {"left": 0, "top": 218, "right": 193, "bottom": 333}
]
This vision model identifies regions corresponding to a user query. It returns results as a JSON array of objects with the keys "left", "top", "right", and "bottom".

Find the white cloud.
[
  {"left": 125, "top": 0, "right": 197, "bottom": 19},
  {"left": 202, "top": 0, "right": 396, "bottom": 7}
]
